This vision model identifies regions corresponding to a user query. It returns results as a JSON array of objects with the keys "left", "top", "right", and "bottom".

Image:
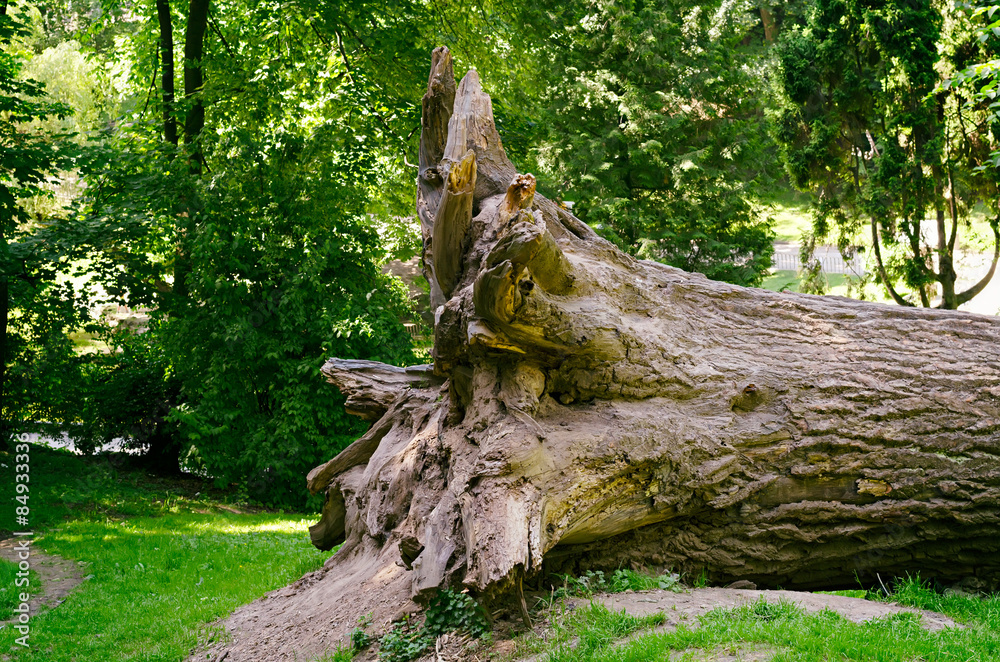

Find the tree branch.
[
  {"left": 955, "top": 217, "right": 1000, "bottom": 306},
  {"left": 208, "top": 13, "right": 236, "bottom": 59},
  {"left": 870, "top": 216, "right": 914, "bottom": 307}
]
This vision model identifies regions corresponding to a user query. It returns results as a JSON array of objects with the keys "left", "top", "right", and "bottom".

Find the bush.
[
  {"left": 159, "top": 124, "right": 417, "bottom": 507},
  {"left": 71, "top": 321, "right": 182, "bottom": 473}
]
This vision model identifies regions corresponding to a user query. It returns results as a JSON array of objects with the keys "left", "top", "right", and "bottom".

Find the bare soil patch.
[
  {"left": 191, "top": 545, "right": 420, "bottom": 662},
  {"left": 579, "top": 587, "right": 959, "bottom": 632},
  {"left": 664, "top": 643, "right": 779, "bottom": 662},
  {"left": 0, "top": 536, "right": 83, "bottom": 626}
]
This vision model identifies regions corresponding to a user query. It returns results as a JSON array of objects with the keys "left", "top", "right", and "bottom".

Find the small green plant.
[
  {"left": 691, "top": 568, "right": 710, "bottom": 588},
  {"left": 349, "top": 626, "right": 371, "bottom": 652},
  {"left": 378, "top": 588, "right": 489, "bottom": 662},
  {"left": 377, "top": 624, "right": 432, "bottom": 662},
  {"left": 425, "top": 587, "right": 490, "bottom": 637},
  {"left": 311, "top": 647, "right": 354, "bottom": 662},
  {"left": 552, "top": 568, "right": 682, "bottom": 598},
  {"left": 349, "top": 612, "right": 373, "bottom": 652}
]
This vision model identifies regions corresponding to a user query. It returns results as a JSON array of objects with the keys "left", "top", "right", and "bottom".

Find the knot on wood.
[
  {"left": 421, "top": 166, "right": 442, "bottom": 184},
  {"left": 731, "top": 382, "right": 769, "bottom": 412},
  {"left": 857, "top": 478, "right": 893, "bottom": 497}
]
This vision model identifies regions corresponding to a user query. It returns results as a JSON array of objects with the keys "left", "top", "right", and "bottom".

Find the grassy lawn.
[
  {"left": 761, "top": 189, "right": 813, "bottom": 243},
  {"left": 760, "top": 270, "right": 849, "bottom": 294},
  {"left": 760, "top": 269, "right": 894, "bottom": 303},
  {"left": 0, "top": 445, "right": 329, "bottom": 661}
]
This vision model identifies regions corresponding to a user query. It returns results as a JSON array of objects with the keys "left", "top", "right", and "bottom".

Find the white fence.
[{"left": 772, "top": 250, "right": 866, "bottom": 276}]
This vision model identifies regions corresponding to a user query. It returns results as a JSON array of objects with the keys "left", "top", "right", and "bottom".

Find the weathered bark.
[{"left": 306, "top": 49, "right": 1000, "bottom": 618}]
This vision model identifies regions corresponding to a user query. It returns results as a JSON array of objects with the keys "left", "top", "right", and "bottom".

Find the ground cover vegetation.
[
  {"left": 1, "top": 0, "right": 998, "bottom": 504},
  {"left": 1, "top": 446, "right": 999, "bottom": 661}
]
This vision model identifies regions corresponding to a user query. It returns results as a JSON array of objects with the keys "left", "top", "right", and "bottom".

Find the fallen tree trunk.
[
  {"left": 199, "top": 46, "right": 1000, "bottom": 661},
  {"left": 306, "top": 48, "right": 1000, "bottom": 600}
]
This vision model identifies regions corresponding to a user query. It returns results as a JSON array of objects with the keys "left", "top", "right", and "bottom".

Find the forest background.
[{"left": 3, "top": 0, "right": 1000, "bottom": 507}]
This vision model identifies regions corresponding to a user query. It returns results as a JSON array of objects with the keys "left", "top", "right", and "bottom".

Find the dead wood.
[{"left": 308, "top": 47, "right": 1000, "bottom": 614}]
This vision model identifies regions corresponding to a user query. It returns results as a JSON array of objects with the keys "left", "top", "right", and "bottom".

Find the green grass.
[
  {"left": 0, "top": 445, "right": 331, "bottom": 661},
  {"left": 510, "top": 577, "right": 1000, "bottom": 662},
  {"left": 509, "top": 603, "right": 667, "bottom": 661},
  {"left": 760, "top": 269, "right": 893, "bottom": 302},
  {"left": 0, "top": 558, "right": 22, "bottom": 620},
  {"left": 815, "top": 589, "right": 868, "bottom": 599},
  {"left": 0, "top": 444, "right": 250, "bottom": 534},
  {"left": 0, "top": 557, "right": 39, "bottom": 621},
  {"left": 761, "top": 270, "right": 850, "bottom": 295},
  {"left": 761, "top": 189, "right": 814, "bottom": 243}
]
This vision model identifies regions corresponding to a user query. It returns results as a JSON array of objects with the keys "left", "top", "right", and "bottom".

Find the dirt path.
[{"left": 0, "top": 536, "right": 84, "bottom": 627}]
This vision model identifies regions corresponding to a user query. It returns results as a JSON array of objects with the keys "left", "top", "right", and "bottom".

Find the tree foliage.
[
  {"left": 68, "top": 0, "right": 427, "bottom": 504},
  {"left": 10, "top": 0, "right": 1000, "bottom": 502},
  {"left": 0, "top": 3, "right": 88, "bottom": 450},
  {"left": 529, "top": 0, "right": 777, "bottom": 286}
]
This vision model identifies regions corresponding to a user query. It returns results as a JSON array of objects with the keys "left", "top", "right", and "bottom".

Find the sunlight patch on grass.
[
  {"left": 0, "top": 513, "right": 329, "bottom": 661},
  {"left": 761, "top": 189, "right": 814, "bottom": 243},
  {"left": 760, "top": 269, "right": 891, "bottom": 302}
]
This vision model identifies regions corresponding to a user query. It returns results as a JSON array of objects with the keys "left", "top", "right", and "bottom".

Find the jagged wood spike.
[
  {"left": 416, "top": 47, "right": 456, "bottom": 312},
  {"left": 431, "top": 149, "right": 477, "bottom": 298}
]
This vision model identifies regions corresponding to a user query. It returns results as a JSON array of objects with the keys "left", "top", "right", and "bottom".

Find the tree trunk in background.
[
  {"left": 155, "top": 0, "right": 178, "bottom": 146},
  {"left": 169, "top": 0, "right": 208, "bottom": 304},
  {"left": 183, "top": 0, "right": 209, "bottom": 172},
  {"left": 760, "top": 6, "right": 778, "bottom": 42},
  {"left": 204, "top": 48, "right": 1000, "bottom": 659},
  {"left": 0, "top": 278, "right": 8, "bottom": 453}
]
